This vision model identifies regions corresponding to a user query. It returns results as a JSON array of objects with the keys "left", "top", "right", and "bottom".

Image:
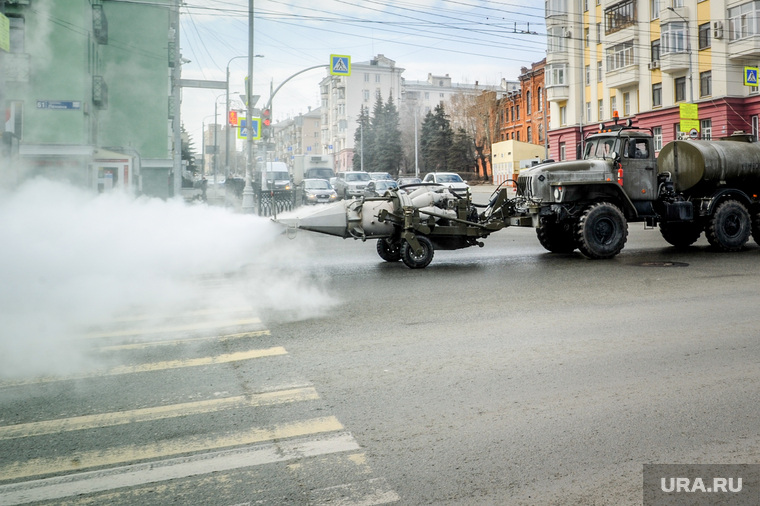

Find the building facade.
[
  {"left": 545, "top": 0, "right": 760, "bottom": 161},
  {"left": 2, "top": 0, "right": 175, "bottom": 196}
]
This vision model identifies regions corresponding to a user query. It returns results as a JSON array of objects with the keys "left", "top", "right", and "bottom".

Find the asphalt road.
[{"left": 2, "top": 189, "right": 760, "bottom": 505}]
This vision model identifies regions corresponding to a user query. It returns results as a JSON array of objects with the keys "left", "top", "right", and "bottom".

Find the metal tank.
[{"left": 657, "top": 133, "right": 760, "bottom": 193}]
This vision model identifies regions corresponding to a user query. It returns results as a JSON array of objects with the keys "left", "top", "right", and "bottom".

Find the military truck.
[{"left": 516, "top": 121, "right": 760, "bottom": 258}]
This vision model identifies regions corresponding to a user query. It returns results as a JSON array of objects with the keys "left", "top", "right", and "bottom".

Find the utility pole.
[
  {"left": 171, "top": 0, "right": 182, "bottom": 197},
  {"left": 241, "top": 0, "right": 255, "bottom": 213}
]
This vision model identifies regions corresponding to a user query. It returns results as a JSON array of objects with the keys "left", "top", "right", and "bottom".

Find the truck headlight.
[{"left": 553, "top": 186, "right": 562, "bottom": 201}]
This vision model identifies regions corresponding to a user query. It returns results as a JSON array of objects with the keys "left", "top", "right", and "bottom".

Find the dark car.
[
  {"left": 302, "top": 178, "right": 338, "bottom": 205},
  {"left": 363, "top": 180, "right": 398, "bottom": 197}
]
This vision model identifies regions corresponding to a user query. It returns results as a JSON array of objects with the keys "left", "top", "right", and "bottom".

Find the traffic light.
[
  {"left": 228, "top": 110, "right": 238, "bottom": 126},
  {"left": 261, "top": 108, "right": 272, "bottom": 140}
]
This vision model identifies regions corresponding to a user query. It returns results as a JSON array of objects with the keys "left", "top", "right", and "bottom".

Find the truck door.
[{"left": 621, "top": 138, "right": 656, "bottom": 201}]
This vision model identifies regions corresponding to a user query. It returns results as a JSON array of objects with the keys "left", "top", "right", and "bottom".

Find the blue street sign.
[
  {"left": 36, "top": 100, "right": 81, "bottom": 110},
  {"left": 745, "top": 67, "right": 759, "bottom": 87},
  {"left": 330, "top": 55, "right": 351, "bottom": 76},
  {"left": 237, "top": 118, "right": 261, "bottom": 140}
]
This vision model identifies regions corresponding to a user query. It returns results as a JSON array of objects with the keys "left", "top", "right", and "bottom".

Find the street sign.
[
  {"left": 0, "top": 14, "right": 10, "bottom": 53},
  {"left": 237, "top": 118, "right": 261, "bottom": 140},
  {"left": 745, "top": 67, "right": 759, "bottom": 87},
  {"left": 36, "top": 100, "right": 81, "bottom": 110},
  {"left": 330, "top": 55, "right": 351, "bottom": 76},
  {"left": 689, "top": 128, "right": 699, "bottom": 139}
]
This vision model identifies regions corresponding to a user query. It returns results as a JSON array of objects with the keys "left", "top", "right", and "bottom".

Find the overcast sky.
[{"left": 179, "top": 0, "right": 547, "bottom": 153}]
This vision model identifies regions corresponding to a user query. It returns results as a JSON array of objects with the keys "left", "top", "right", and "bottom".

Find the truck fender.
[
  {"left": 559, "top": 181, "right": 638, "bottom": 219},
  {"left": 699, "top": 188, "right": 754, "bottom": 217}
]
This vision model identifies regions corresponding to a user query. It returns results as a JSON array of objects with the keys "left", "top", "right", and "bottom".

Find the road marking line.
[
  {"left": 310, "top": 477, "right": 401, "bottom": 506},
  {"left": 0, "top": 386, "right": 319, "bottom": 440},
  {"left": 108, "top": 308, "right": 255, "bottom": 323},
  {"left": 0, "top": 347, "right": 287, "bottom": 388},
  {"left": 99, "top": 330, "right": 272, "bottom": 351},
  {"left": 82, "top": 318, "right": 263, "bottom": 339},
  {"left": 0, "top": 416, "right": 344, "bottom": 482},
  {"left": 0, "top": 432, "right": 359, "bottom": 505}
]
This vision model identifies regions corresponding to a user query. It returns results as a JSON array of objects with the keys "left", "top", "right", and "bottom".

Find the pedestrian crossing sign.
[
  {"left": 330, "top": 55, "right": 351, "bottom": 76},
  {"left": 745, "top": 67, "right": 759, "bottom": 87},
  {"left": 237, "top": 118, "right": 261, "bottom": 140}
]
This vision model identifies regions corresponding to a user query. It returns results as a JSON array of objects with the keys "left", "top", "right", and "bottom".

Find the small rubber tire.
[
  {"left": 536, "top": 222, "right": 576, "bottom": 253},
  {"left": 376, "top": 239, "right": 401, "bottom": 262},
  {"left": 400, "top": 236, "right": 434, "bottom": 269}
]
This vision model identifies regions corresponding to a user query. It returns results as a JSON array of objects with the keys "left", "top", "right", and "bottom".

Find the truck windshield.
[{"left": 583, "top": 138, "right": 618, "bottom": 160}]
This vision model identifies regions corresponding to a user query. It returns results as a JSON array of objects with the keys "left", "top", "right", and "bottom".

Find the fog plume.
[{"left": 0, "top": 179, "right": 335, "bottom": 379}]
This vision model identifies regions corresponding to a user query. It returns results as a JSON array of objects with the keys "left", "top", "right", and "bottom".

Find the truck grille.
[{"left": 517, "top": 175, "right": 531, "bottom": 197}]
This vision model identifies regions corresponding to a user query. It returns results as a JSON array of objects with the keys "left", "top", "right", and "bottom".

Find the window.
[
  {"left": 701, "top": 119, "right": 712, "bottom": 140},
  {"left": 517, "top": 131, "right": 521, "bottom": 141},
  {"left": 597, "top": 61, "right": 603, "bottom": 82},
  {"left": 598, "top": 99, "right": 604, "bottom": 120},
  {"left": 662, "top": 22, "right": 686, "bottom": 54},
  {"left": 559, "top": 142, "right": 567, "bottom": 161},
  {"left": 364, "top": 73, "right": 370, "bottom": 82},
  {"left": 651, "top": 0, "right": 661, "bottom": 19},
  {"left": 511, "top": 106, "right": 514, "bottom": 121},
  {"left": 537, "top": 87, "right": 543, "bottom": 111},
  {"left": 363, "top": 90, "right": 370, "bottom": 101},
  {"left": 651, "top": 39, "right": 661, "bottom": 61},
  {"left": 546, "top": 64, "right": 567, "bottom": 86},
  {"left": 584, "top": 27, "right": 590, "bottom": 47},
  {"left": 700, "top": 71, "right": 712, "bottom": 97},
  {"left": 584, "top": 0, "right": 589, "bottom": 11},
  {"left": 526, "top": 91, "right": 532, "bottom": 115},
  {"left": 675, "top": 76, "right": 686, "bottom": 102},
  {"left": 605, "top": 0, "right": 635, "bottom": 34},
  {"left": 585, "top": 65, "right": 591, "bottom": 85},
  {"left": 516, "top": 105, "right": 520, "bottom": 120},
  {"left": 527, "top": 126, "right": 533, "bottom": 143},
  {"left": 728, "top": 2, "right": 760, "bottom": 41},
  {"left": 698, "top": 22, "right": 711, "bottom": 49},
  {"left": 623, "top": 92, "right": 631, "bottom": 116},
  {"left": 653, "top": 127, "right": 663, "bottom": 150},
  {"left": 673, "top": 0, "right": 684, "bottom": 6},
  {"left": 547, "top": 26, "right": 568, "bottom": 52},
  {"left": 652, "top": 82, "right": 662, "bottom": 107},
  {"left": 606, "top": 41, "right": 635, "bottom": 71},
  {"left": 539, "top": 123, "right": 545, "bottom": 142},
  {"left": 610, "top": 96, "right": 617, "bottom": 117},
  {"left": 559, "top": 105, "right": 567, "bottom": 126},
  {"left": 546, "top": 0, "right": 568, "bottom": 16},
  {"left": 586, "top": 102, "right": 592, "bottom": 122},
  {"left": 425, "top": 92, "right": 430, "bottom": 99},
  {"left": 596, "top": 23, "right": 602, "bottom": 43},
  {"left": 674, "top": 122, "right": 683, "bottom": 140}
]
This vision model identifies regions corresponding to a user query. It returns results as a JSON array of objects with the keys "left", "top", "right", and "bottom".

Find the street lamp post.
[
  {"left": 668, "top": 7, "right": 693, "bottom": 103},
  {"left": 225, "top": 54, "right": 263, "bottom": 180}
]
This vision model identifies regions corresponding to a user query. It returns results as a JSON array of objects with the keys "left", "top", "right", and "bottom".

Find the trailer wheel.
[
  {"left": 659, "top": 221, "right": 703, "bottom": 249},
  {"left": 706, "top": 200, "right": 751, "bottom": 251},
  {"left": 536, "top": 222, "right": 576, "bottom": 253},
  {"left": 376, "top": 239, "right": 401, "bottom": 262},
  {"left": 400, "top": 236, "right": 434, "bottom": 269},
  {"left": 752, "top": 211, "right": 760, "bottom": 246},
  {"left": 576, "top": 202, "right": 628, "bottom": 259}
]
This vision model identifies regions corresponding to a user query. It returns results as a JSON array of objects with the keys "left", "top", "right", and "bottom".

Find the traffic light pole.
[{"left": 241, "top": 0, "right": 256, "bottom": 213}]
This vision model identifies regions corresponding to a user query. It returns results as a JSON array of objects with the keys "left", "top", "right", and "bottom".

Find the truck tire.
[
  {"left": 376, "top": 239, "right": 401, "bottom": 262},
  {"left": 705, "top": 200, "right": 751, "bottom": 251},
  {"left": 575, "top": 202, "right": 628, "bottom": 259},
  {"left": 659, "top": 221, "right": 703, "bottom": 249},
  {"left": 400, "top": 236, "right": 434, "bottom": 269},
  {"left": 536, "top": 222, "right": 576, "bottom": 253},
  {"left": 752, "top": 211, "right": 760, "bottom": 246}
]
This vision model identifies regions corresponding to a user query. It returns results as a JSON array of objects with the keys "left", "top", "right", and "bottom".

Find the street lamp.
[
  {"left": 667, "top": 6, "right": 693, "bottom": 103},
  {"left": 225, "top": 54, "right": 263, "bottom": 179}
]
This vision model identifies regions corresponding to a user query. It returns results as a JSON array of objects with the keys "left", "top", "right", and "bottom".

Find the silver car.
[
  {"left": 334, "top": 171, "right": 372, "bottom": 199},
  {"left": 302, "top": 178, "right": 338, "bottom": 205}
]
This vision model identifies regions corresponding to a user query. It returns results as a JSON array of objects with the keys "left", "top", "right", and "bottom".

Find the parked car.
[
  {"left": 363, "top": 180, "right": 398, "bottom": 197},
  {"left": 334, "top": 171, "right": 372, "bottom": 199},
  {"left": 397, "top": 177, "right": 422, "bottom": 187},
  {"left": 302, "top": 178, "right": 338, "bottom": 205},
  {"left": 422, "top": 172, "right": 469, "bottom": 192},
  {"left": 369, "top": 172, "right": 393, "bottom": 181}
]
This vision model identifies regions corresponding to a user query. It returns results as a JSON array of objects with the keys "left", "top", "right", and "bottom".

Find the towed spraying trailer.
[{"left": 277, "top": 122, "right": 760, "bottom": 268}]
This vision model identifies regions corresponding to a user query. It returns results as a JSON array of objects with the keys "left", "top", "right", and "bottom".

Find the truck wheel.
[
  {"left": 659, "top": 221, "right": 703, "bottom": 248},
  {"left": 536, "top": 222, "right": 576, "bottom": 253},
  {"left": 706, "top": 200, "right": 750, "bottom": 251},
  {"left": 376, "top": 239, "right": 401, "bottom": 262},
  {"left": 752, "top": 211, "right": 760, "bottom": 246},
  {"left": 400, "top": 236, "right": 434, "bottom": 269},
  {"left": 576, "top": 202, "right": 628, "bottom": 259}
]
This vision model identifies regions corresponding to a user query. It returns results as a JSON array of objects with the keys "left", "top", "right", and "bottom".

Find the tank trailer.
[{"left": 278, "top": 123, "right": 760, "bottom": 268}]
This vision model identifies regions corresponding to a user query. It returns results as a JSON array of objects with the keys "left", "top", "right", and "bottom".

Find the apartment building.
[
  {"left": 2, "top": 0, "right": 175, "bottom": 196},
  {"left": 545, "top": 0, "right": 760, "bottom": 161}
]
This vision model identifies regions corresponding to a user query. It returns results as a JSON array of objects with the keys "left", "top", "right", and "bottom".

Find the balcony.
[
  {"left": 660, "top": 51, "right": 690, "bottom": 73},
  {"left": 728, "top": 35, "right": 760, "bottom": 59},
  {"left": 606, "top": 64, "right": 641, "bottom": 89},
  {"left": 546, "top": 85, "right": 569, "bottom": 103}
]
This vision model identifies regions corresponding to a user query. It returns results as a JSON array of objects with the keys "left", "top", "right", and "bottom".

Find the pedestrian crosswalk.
[{"left": 0, "top": 310, "right": 399, "bottom": 505}]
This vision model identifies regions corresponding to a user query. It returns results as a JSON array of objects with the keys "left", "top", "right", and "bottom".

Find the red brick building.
[{"left": 495, "top": 59, "right": 549, "bottom": 148}]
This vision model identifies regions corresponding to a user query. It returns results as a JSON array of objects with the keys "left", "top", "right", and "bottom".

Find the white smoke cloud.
[{"left": 0, "top": 179, "right": 336, "bottom": 379}]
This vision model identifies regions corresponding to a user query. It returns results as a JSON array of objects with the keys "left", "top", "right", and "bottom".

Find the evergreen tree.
[
  {"left": 181, "top": 124, "right": 199, "bottom": 175},
  {"left": 420, "top": 103, "right": 453, "bottom": 172},
  {"left": 352, "top": 106, "right": 371, "bottom": 171},
  {"left": 376, "top": 93, "right": 402, "bottom": 175},
  {"left": 449, "top": 127, "right": 475, "bottom": 172}
]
